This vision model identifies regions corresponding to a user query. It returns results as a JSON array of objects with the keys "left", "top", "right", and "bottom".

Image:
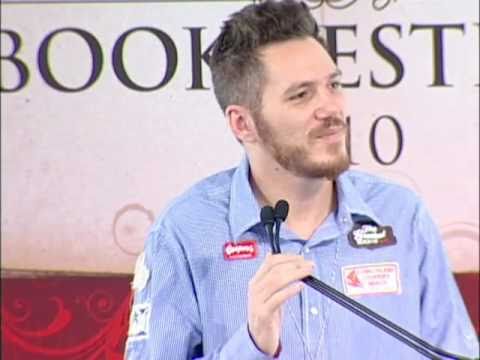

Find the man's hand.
[{"left": 247, "top": 253, "right": 315, "bottom": 355}]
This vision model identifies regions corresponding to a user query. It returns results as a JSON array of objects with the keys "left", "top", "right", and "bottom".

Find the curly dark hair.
[{"left": 209, "top": 0, "right": 326, "bottom": 115}]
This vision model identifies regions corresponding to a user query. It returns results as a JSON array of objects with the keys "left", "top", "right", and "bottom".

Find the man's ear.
[{"left": 225, "top": 105, "right": 258, "bottom": 143}]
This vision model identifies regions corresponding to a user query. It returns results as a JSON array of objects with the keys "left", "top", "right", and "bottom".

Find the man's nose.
[
  {"left": 312, "top": 89, "right": 343, "bottom": 119},
  {"left": 313, "top": 101, "right": 341, "bottom": 121}
]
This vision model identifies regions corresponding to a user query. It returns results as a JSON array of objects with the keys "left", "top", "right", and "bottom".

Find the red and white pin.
[{"left": 223, "top": 240, "right": 258, "bottom": 260}]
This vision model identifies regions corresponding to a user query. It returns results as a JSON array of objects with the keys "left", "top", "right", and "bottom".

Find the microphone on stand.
[{"left": 260, "top": 200, "right": 475, "bottom": 360}]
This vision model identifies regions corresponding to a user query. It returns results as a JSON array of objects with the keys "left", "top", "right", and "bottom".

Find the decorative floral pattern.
[
  {"left": 112, "top": 203, "right": 155, "bottom": 257},
  {"left": 2, "top": 277, "right": 132, "bottom": 360},
  {"left": 2, "top": 274, "right": 477, "bottom": 359}
]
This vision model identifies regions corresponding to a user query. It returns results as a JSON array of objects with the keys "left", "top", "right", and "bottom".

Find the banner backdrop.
[{"left": 1, "top": 0, "right": 478, "bottom": 274}]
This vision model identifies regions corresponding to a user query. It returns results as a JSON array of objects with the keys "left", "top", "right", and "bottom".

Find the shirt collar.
[
  {"left": 229, "top": 155, "right": 262, "bottom": 241},
  {"left": 335, "top": 171, "right": 382, "bottom": 226},
  {"left": 228, "top": 158, "right": 382, "bottom": 241}
]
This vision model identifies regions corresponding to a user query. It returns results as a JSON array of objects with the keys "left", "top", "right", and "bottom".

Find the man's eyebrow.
[
  {"left": 283, "top": 81, "right": 316, "bottom": 96},
  {"left": 329, "top": 69, "right": 343, "bottom": 79},
  {"left": 283, "top": 69, "right": 343, "bottom": 97}
]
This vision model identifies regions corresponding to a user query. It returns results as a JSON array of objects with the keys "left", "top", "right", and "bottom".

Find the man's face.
[{"left": 253, "top": 37, "right": 349, "bottom": 179}]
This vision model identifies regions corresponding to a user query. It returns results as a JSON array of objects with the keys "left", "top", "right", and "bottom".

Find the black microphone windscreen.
[
  {"left": 260, "top": 206, "right": 275, "bottom": 225},
  {"left": 274, "top": 200, "right": 289, "bottom": 221}
]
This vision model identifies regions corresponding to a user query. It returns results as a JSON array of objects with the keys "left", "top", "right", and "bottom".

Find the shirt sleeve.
[
  {"left": 124, "top": 226, "right": 273, "bottom": 360},
  {"left": 415, "top": 201, "right": 479, "bottom": 358}
]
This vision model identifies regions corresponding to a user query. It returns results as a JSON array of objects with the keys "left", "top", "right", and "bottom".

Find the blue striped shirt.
[{"left": 125, "top": 156, "right": 479, "bottom": 359}]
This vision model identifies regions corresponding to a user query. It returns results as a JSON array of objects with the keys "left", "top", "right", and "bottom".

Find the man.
[{"left": 125, "top": 1, "right": 478, "bottom": 358}]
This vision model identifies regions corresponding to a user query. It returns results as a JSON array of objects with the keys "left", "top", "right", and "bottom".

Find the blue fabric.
[{"left": 125, "top": 156, "right": 479, "bottom": 359}]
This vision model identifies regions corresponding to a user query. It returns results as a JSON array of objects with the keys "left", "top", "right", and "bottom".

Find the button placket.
[{"left": 304, "top": 245, "right": 323, "bottom": 357}]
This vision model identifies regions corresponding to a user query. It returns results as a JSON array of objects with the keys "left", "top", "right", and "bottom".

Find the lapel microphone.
[{"left": 259, "top": 200, "right": 473, "bottom": 360}]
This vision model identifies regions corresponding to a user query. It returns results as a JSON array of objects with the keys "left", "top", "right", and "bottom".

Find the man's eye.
[
  {"left": 290, "top": 90, "right": 308, "bottom": 100},
  {"left": 330, "top": 81, "right": 342, "bottom": 90}
]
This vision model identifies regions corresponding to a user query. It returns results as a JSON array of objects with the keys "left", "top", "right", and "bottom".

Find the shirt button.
[
  {"left": 310, "top": 307, "right": 319, "bottom": 316},
  {"left": 304, "top": 248, "right": 310, "bottom": 254}
]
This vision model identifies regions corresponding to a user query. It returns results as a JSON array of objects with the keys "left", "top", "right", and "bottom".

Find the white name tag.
[
  {"left": 341, "top": 262, "right": 401, "bottom": 297},
  {"left": 127, "top": 303, "right": 151, "bottom": 342},
  {"left": 131, "top": 252, "right": 150, "bottom": 292}
]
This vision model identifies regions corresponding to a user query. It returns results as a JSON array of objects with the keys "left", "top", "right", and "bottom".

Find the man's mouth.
[{"left": 309, "top": 118, "right": 347, "bottom": 140}]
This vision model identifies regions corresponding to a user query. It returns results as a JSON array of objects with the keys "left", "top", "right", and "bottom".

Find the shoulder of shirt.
[
  {"left": 149, "top": 166, "right": 236, "bottom": 234},
  {"left": 342, "top": 169, "right": 422, "bottom": 205}
]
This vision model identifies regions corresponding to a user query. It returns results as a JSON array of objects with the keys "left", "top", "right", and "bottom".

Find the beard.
[{"left": 254, "top": 113, "right": 351, "bottom": 180}]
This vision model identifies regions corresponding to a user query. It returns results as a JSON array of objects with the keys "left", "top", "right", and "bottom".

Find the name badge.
[
  {"left": 223, "top": 240, "right": 258, "bottom": 260},
  {"left": 348, "top": 224, "right": 396, "bottom": 249},
  {"left": 127, "top": 303, "right": 151, "bottom": 342},
  {"left": 342, "top": 262, "right": 402, "bottom": 297}
]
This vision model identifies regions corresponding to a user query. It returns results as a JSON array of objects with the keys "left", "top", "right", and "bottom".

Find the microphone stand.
[{"left": 261, "top": 202, "right": 476, "bottom": 360}]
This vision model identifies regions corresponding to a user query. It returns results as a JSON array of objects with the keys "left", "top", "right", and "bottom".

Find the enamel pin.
[
  {"left": 223, "top": 240, "right": 258, "bottom": 260},
  {"left": 348, "top": 224, "right": 396, "bottom": 249}
]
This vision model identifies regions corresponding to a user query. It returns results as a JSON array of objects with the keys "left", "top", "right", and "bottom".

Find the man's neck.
[{"left": 250, "top": 160, "right": 337, "bottom": 240}]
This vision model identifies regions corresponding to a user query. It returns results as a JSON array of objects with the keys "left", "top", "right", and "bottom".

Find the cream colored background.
[{"left": 1, "top": 0, "right": 478, "bottom": 274}]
